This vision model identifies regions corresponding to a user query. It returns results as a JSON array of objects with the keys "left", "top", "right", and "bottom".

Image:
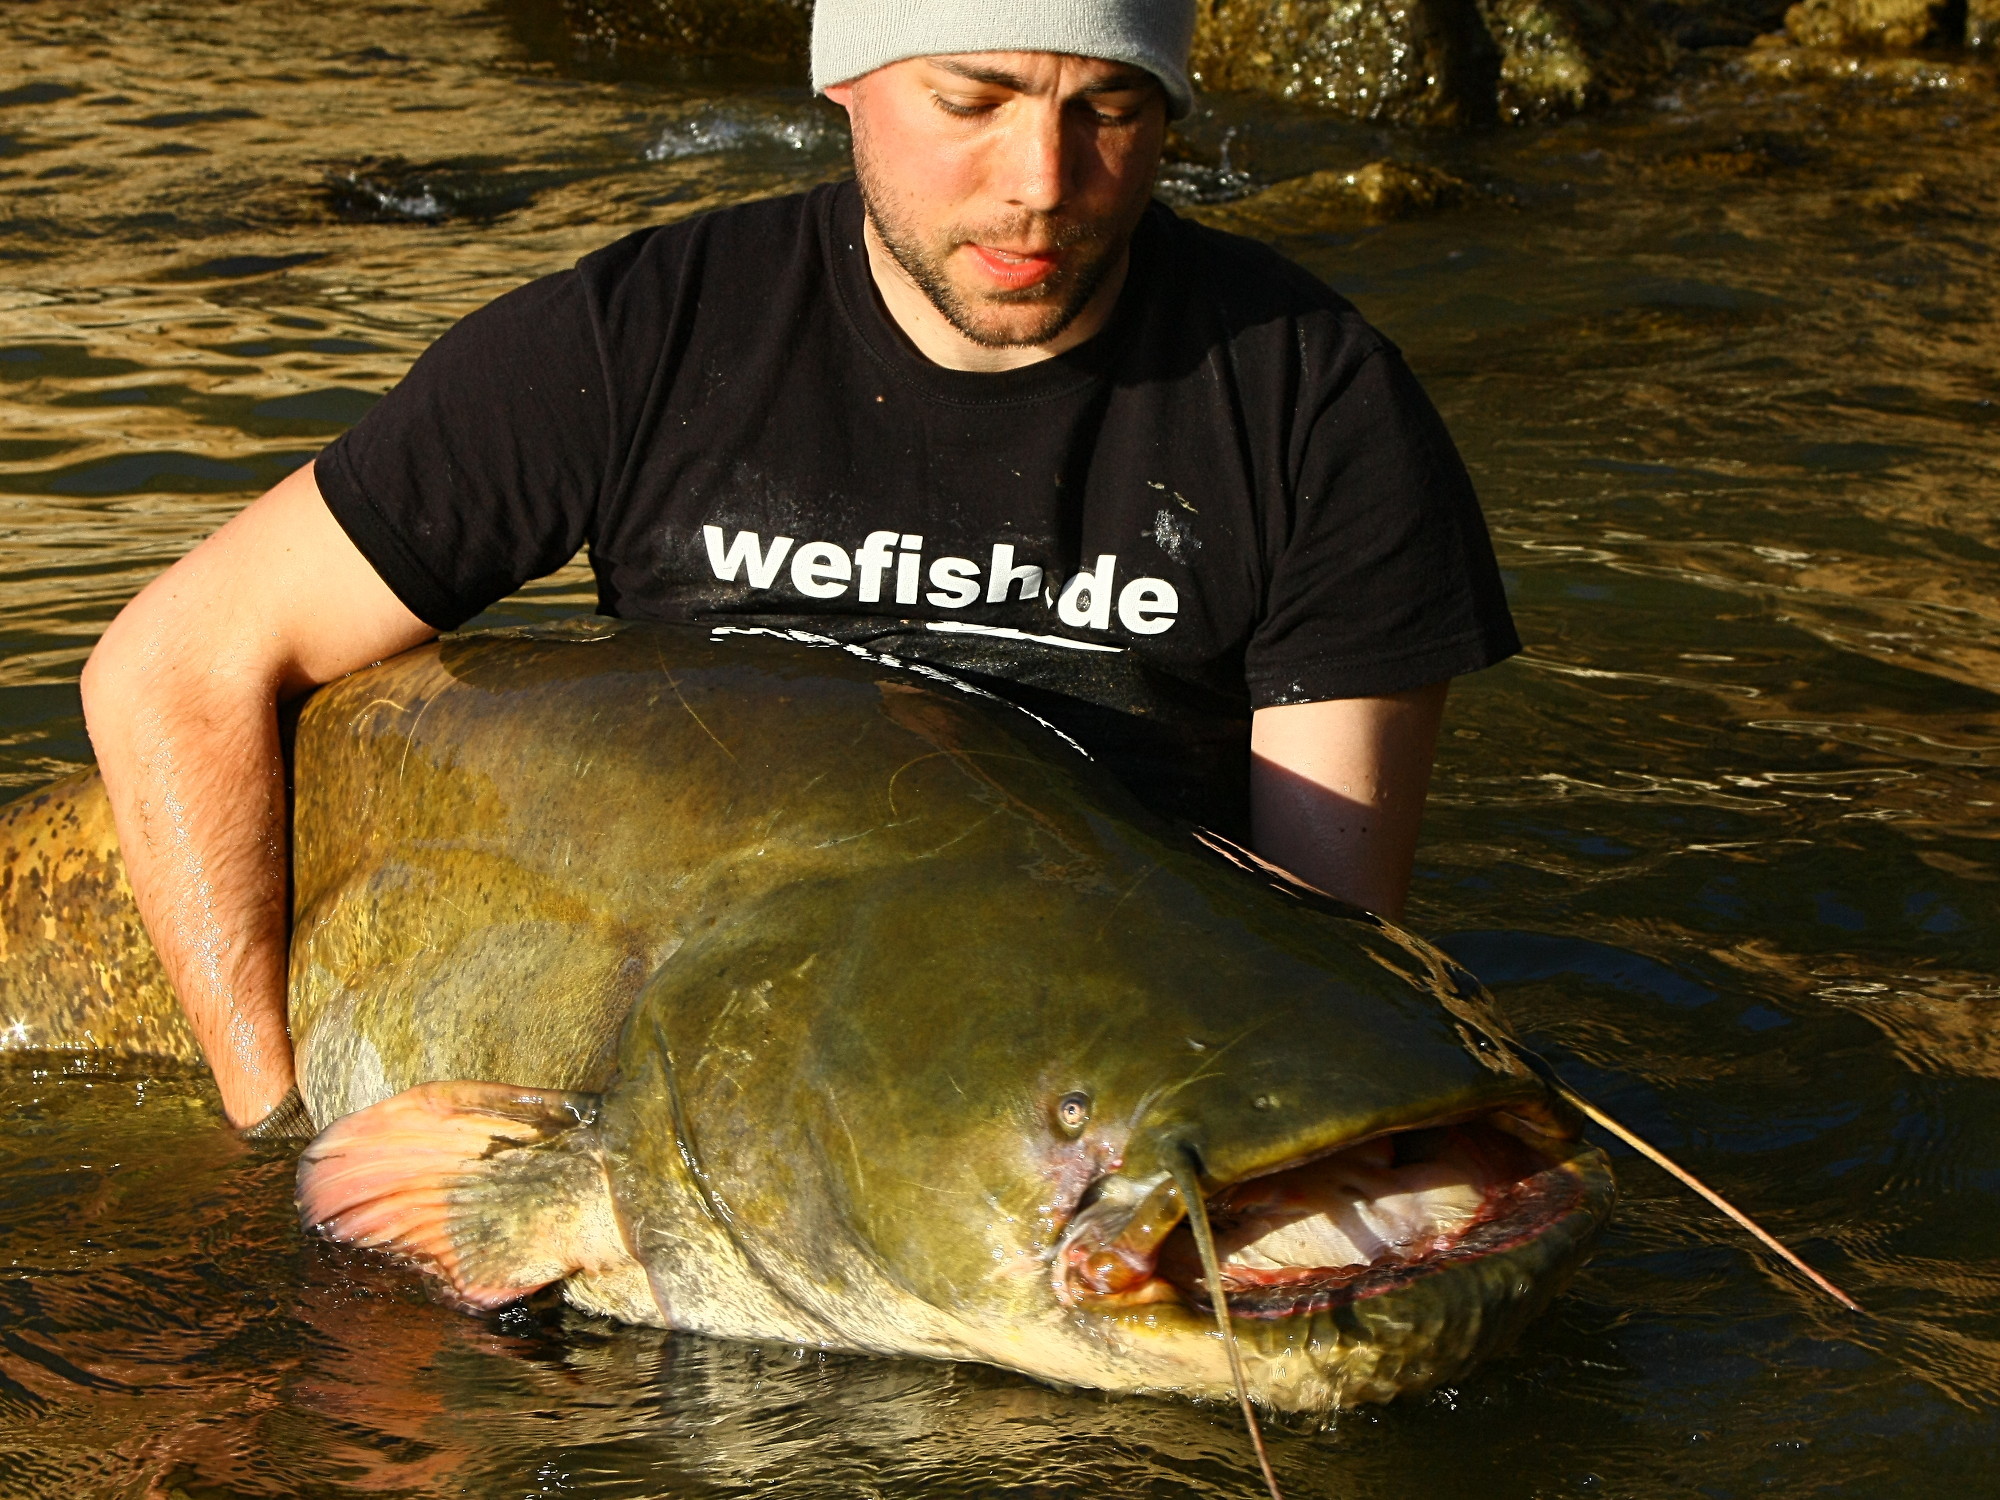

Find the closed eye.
[{"left": 931, "top": 91, "right": 999, "bottom": 119}]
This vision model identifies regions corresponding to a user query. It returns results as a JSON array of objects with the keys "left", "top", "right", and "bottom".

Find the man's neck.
[{"left": 861, "top": 215, "right": 1129, "bottom": 374}]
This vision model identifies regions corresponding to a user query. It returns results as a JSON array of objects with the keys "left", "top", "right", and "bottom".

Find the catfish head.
[{"left": 611, "top": 831, "right": 1613, "bottom": 1410}]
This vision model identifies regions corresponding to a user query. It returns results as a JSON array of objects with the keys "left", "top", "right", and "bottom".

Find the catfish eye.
[{"left": 1055, "top": 1092, "right": 1092, "bottom": 1135}]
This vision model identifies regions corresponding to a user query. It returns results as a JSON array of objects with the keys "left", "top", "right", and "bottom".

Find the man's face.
[{"left": 829, "top": 52, "right": 1168, "bottom": 350}]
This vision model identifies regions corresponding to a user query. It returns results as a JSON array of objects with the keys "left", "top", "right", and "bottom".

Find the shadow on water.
[{"left": 2, "top": 0, "right": 1999, "bottom": 1494}]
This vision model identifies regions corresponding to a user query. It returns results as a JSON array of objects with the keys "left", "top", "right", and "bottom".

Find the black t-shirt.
[{"left": 317, "top": 179, "right": 1516, "bottom": 835}]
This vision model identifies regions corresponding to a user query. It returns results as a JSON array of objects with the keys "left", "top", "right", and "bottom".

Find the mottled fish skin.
[
  {"left": 0, "top": 620, "right": 1613, "bottom": 1409},
  {"left": 0, "top": 769, "right": 198, "bottom": 1063}
]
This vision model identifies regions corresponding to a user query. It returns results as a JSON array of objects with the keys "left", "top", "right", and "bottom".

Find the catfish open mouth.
[{"left": 1059, "top": 1106, "right": 1594, "bottom": 1321}]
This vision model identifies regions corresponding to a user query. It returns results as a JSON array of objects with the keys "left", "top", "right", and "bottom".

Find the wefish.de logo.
[{"left": 701, "top": 526, "right": 1180, "bottom": 636}]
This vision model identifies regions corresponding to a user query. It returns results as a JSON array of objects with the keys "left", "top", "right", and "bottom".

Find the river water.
[{"left": 2, "top": 1, "right": 1997, "bottom": 1495}]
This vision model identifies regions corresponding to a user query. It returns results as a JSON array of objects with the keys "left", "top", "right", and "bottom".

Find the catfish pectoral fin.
[{"left": 296, "top": 1080, "right": 629, "bottom": 1310}]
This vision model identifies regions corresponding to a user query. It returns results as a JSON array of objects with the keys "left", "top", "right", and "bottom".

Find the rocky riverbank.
[
  {"left": 1740, "top": 0, "right": 2000, "bottom": 81},
  {"left": 1185, "top": 0, "right": 1673, "bottom": 126},
  {"left": 549, "top": 0, "right": 1996, "bottom": 127}
]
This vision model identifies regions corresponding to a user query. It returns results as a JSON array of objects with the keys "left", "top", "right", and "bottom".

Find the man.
[{"left": 80, "top": 0, "right": 1517, "bottom": 1138}]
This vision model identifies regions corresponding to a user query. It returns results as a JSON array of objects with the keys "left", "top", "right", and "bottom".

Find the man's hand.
[
  {"left": 1248, "top": 682, "right": 1450, "bottom": 923},
  {"left": 80, "top": 462, "right": 435, "bottom": 1128}
]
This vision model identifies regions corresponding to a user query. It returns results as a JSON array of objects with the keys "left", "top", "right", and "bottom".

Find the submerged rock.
[
  {"left": 1288, "top": 159, "right": 1478, "bottom": 216},
  {"left": 1338, "top": 158, "right": 1479, "bottom": 213},
  {"left": 323, "top": 158, "right": 545, "bottom": 224},
  {"left": 1734, "top": 42, "right": 1992, "bottom": 82},
  {"left": 1195, "top": 159, "right": 1485, "bottom": 235}
]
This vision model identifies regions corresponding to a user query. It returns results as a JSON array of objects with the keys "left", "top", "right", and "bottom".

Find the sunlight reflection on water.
[{"left": 2, "top": 1, "right": 1999, "bottom": 1495}]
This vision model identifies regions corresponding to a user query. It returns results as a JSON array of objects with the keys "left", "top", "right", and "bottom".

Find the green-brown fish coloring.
[{"left": 0, "top": 621, "right": 1613, "bottom": 1409}]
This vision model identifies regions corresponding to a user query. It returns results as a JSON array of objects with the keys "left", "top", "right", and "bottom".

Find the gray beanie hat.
[{"left": 811, "top": 0, "right": 1197, "bottom": 120}]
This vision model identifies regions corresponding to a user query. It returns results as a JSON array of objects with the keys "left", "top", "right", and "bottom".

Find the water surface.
[{"left": 3, "top": 3, "right": 1998, "bottom": 1495}]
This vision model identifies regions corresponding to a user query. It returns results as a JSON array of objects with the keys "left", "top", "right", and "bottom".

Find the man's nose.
[{"left": 995, "top": 102, "right": 1069, "bottom": 215}]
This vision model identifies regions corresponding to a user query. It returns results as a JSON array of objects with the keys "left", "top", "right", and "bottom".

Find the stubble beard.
[{"left": 854, "top": 155, "right": 1131, "bottom": 351}]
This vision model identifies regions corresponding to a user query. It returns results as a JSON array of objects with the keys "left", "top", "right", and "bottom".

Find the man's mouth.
[
  {"left": 1057, "top": 1107, "right": 1600, "bottom": 1320},
  {"left": 964, "top": 242, "right": 1062, "bottom": 292}
]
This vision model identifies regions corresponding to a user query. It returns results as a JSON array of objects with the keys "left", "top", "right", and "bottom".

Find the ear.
[
  {"left": 822, "top": 81, "right": 856, "bottom": 111},
  {"left": 297, "top": 1081, "right": 628, "bottom": 1310}
]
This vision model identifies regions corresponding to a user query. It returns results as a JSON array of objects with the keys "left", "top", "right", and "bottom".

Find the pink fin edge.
[{"left": 297, "top": 1079, "right": 599, "bottom": 1309}]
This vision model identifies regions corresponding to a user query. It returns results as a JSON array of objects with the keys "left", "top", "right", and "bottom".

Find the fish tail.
[{"left": 0, "top": 769, "right": 200, "bottom": 1064}]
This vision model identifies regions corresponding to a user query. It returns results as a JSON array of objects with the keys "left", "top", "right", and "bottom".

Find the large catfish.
[{"left": 0, "top": 620, "right": 1613, "bottom": 1410}]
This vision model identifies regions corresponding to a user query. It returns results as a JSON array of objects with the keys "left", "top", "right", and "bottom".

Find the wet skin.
[{"left": 0, "top": 622, "right": 1612, "bottom": 1409}]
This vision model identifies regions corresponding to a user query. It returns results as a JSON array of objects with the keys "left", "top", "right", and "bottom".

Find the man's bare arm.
[
  {"left": 80, "top": 461, "right": 435, "bottom": 1128},
  {"left": 1247, "top": 681, "right": 1450, "bottom": 922}
]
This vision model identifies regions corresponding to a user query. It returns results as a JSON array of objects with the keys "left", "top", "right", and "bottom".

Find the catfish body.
[{"left": 1, "top": 621, "right": 1613, "bottom": 1409}]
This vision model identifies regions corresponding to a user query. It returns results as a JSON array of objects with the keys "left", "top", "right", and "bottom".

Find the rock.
[
  {"left": 1187, "top": 0, "right": 1674, "bottom": 125},
  {"left": 1199, "top": 160, "right": 1482, "bottom": 234},
  {"left": 1735, "top": 38, "right": 1987, "bottom": 81},
  {"left": 1478, "top": 0, "right": 1677, "bottom": 119},
  {"left": 554, "top": 0, "right": 1674, "bottom": 125},
  {"left": 1743, "top": 0, "right": 2000, "bottom": 83},
  {"left": 1657, "top": 136, "right": 1811, "bottom": 176},
  {"left": 559, "top": 0, "right": 811, "bottom": 63},
  {"left": 1781, "top": 0, "right": 1961, "bottom": 48},
  {"left": 1186, "top": 0, "right": 1502, "bottom": 127},
  {"left": 1319, "top": 159, "right": 1477, "bottom": 215}
]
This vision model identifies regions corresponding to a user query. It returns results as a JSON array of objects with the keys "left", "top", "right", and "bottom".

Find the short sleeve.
[
  {"left": 314, "top": 271, "right": 613, "bottom": 631},
  {"left": 1244, "top": 345, "right": 1518, "bottom": 707}
]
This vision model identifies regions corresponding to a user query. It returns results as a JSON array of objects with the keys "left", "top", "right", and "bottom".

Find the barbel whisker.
[
  {"left": 1550, "top": 1082, "right": 1863, "bottom": 1314},
  {"left": 1171, "top": 1148, "right": 1284, "bottom": 1500}
]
